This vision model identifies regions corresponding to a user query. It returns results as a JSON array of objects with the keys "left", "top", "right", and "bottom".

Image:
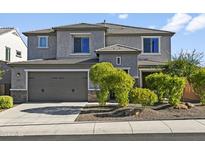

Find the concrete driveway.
[{"left": 0, "top": 102, "right": 87, "bottom": 135}]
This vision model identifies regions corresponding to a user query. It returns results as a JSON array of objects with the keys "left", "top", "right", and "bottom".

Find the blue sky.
[{"left": 0, "top": 13, "right": 204, "bottom": 64}]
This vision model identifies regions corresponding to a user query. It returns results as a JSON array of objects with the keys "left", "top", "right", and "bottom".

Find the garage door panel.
[{"left": 28, "top": 72, "right": 88, "bottom": 102}]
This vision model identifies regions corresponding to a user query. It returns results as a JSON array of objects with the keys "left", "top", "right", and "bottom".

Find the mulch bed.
[{"left": 75, "top": 103, "right": 205, "bottom": 122}]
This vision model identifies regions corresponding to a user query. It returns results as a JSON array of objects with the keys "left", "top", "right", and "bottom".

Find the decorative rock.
[
  {"left": 185, "top": 102, "right": 195, "bottom": 108},
  {"left": 174, "top": 104, "right": 188, "bottom": 110},
  {"left": 135, "top": 111, "right": 139, "bottom": 116}
]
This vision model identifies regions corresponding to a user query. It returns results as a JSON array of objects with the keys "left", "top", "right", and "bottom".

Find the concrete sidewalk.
[
  {"left": 1, "top": 119, "right": 205, "bottom": 136},
  {"left": 1, "top": 103, "right": 205, "bottom": 136}
]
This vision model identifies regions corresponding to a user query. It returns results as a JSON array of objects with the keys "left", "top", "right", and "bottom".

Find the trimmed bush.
[
  {"left": 96, "top": 87, "right": 109, "bottom": 106},
  {"left": 0, "top": 96, "right": 13, "bottom": 109},
  {"left": 167, "top": 76, "right": 186, "bottom": 106},
  {"left": 104, "top": 69, "right": 135, "bottom": 107},
  {"left": 129, "top": 88, "right": 158, "bottom": 106},
  {"left": 89, "top": 62, "right": 114, "bottom": 85},
  {"left": 190, "top": 68, "right": 205, "bottom": 104},
  {"left": 90, "top": 62, "right": 135, "bottom": 107},
  {"left": 145, "top": 73, "right": 186, "bottom": 106},
  {"left": 145, "top": 73, "right": 169, "bottom": 102},
  {"left": 89, "top": 62, "right": 114, "bottom": 105}
]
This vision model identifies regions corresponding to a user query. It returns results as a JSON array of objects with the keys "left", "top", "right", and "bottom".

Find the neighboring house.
[
  {"left": 9, "top": 23, "right": 174, "bottom": 103},
  {"left": 0, "top": 28, "right": 27, "bottom": 95}
]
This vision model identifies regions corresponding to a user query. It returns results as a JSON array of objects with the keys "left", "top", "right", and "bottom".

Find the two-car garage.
[{"left": 28, "top": 71, "right": 88, "bottom": 102}]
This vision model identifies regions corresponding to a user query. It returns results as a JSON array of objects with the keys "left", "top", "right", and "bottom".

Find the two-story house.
[
  {"left": 0, "top": 28, "right": 27, "bottom": 95},
  {"left": 9, "top": 23, "right": 174, "bottom": 103}
]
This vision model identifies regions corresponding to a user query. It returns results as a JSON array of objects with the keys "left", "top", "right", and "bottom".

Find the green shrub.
[
  {"left": 90, "top": 62, "right": 115, "bottom": 105},
  {"left": 104, "top": 69, "right": 135, "bottom": 107},
  {"left": 96, "top": 87, "right": 109, "bottom": 106},
  {"left": 145, "top": 73, "right": 169, "bottom": 102},
  {"left": 89, "top": 62, "right": 114, "bottom": 85},
  {"left": 90, "top": 62, "right": 135, "bottom": 107},
  {"left": 145, "top": 73, "right": 186, "bottom": 106},
  {"left": 0, "top": 96, "right": 13, "bottom": 109},
  {"left": 190, "top": 68, "right": 205, "bottom": 104},
  {"left": 166, "top": 76, "right": 186, "bottom": 106},
  {"left": 129, "top": 88, "right": 158, "bottom": 106},
  {"left": 164, "top": 60, "right": 199, "bottom": 82}
]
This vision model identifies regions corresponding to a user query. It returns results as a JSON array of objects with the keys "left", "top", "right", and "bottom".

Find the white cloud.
[
  {"left": 186, "top": 14, "right": 205, "bottom": 32},
  {"left": 162, "top": 13, "right": 192, "bottom": 32},
  {"left": 118, "top": 14, "right": 128, "bottom": 19}
]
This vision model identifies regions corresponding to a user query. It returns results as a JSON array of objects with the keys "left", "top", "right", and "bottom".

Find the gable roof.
[
  {"left": 23, "top": 28, "right": 55, "bottom": 36},
  {"left": 9, "top": 57, "right": 98, "bottom": 65},
  {"left": 96, "top": 44, "right": 141, "bottom": 54},
  {"left": 23, "top": 22, "right": 175, "bottom": 36},
  {"left": 53, "top": 23, "right": 107, "bottom": 30},
  {"left": 98, "top": 23, "right": 175, "bottom": 36},
  {"left": 0, "top": 28, "right": 14, "bottom": 35}
]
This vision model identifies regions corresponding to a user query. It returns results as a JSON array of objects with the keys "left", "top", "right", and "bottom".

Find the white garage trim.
[
  {"left": 24, "top": 69, "right": 90, "bottom": 102},
  {"left": 24, "top": 69, "right": 90, "bottom": 72}
]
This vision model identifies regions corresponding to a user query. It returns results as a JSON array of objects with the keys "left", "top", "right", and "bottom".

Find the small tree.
[
  {"left": 90, "top": 62, "right": 135, "bottom": 107},
  {"left": 164, "top": 60, "right": 199, "bottom": 83},
  {"left": 190, "top": 68, "right": 205, "bottom": 105},
  {"left": 89, "top": 62, "right": 114, "bottom": 105},
  {"left": 104, "top": 69, "right": 135, "bottom": 107},
  {"left": 164, "top": 50, "right": 203, "bottom": 82},
  {"left": 172, "top": 49, "right": 204, "bottom": 66}
]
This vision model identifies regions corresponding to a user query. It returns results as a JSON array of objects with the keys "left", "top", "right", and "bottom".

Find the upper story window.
[
  {"left": 116, "top": 56, "right": 122, "bottom": 65},
  {"left": 38, "top": 36, "right": 48, "bottom": 48},
  {"left": 143, "top": 37, "right": 160, "bottom": 54},
  {"left": 5, "top": 47, "right": 11, "bottom": 62},
  {"left": 74, "top": 37, "right": 90, "bottom": 53},
  {"left": 16, "top": 50, "right": 22, "bottom": 58}
]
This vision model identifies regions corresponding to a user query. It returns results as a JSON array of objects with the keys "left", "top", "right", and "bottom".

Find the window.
[
  {"left": 116, "top": 56, "right": 121, "bottom": 65},
  {"left": 5, "top": 47, "right": 11, "bottom": 61},
  {"left": 74, "top": 37, "right": 90, "bottom": 53},
  {"left": 143, "top": 37, "right": 159, "bottom": 53},
  {"left": 16, "top": 50, "right": 22, "bottom": 58},
  {"left": 38, "top": 36, "right": 48, "bottom": 48}
]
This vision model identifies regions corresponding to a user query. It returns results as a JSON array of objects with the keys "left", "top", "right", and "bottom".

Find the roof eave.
[
  {"left": 105, "top": 33, "right": 175, "bottom": 36},
  {"left": 53, "top": 27, "right": 107, "bottom": 31}
]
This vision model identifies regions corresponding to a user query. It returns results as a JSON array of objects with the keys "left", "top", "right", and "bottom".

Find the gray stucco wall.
[
  {"left": 11, "top": 64, "right": 95, "bottom": 89},
  {"left": 56, "top": 30, "right": 105, "bottom": 59},
  {"left": 99, "top": 53, "right": 138, "bottom": 77},
  {"left": 11, "top": 67, "right": 27, "bottom": 89},
  {"left": 106, "top": 35, "right": 171, "bottom": 63},
  {"left": 27, "top": 35, "right": 57, "bottom": 60},
  {"left": 0, "top": 62, "right": 11, "bottom": 84},
  {"left": 10, "top": 64, "right": 97, "bottom": 102}
]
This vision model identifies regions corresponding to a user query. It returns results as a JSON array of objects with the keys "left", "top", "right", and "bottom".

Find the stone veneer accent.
[
  {"left": 88, "top": 90, "right": 98, "bottom": 102},
  {"left": 10, "top": 90, "right": 27, "bottom": 103}
]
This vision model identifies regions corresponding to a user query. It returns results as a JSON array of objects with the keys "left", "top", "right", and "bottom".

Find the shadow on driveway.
[{"left": 21, "top": 106, "right": 82, "bottom": 115}]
